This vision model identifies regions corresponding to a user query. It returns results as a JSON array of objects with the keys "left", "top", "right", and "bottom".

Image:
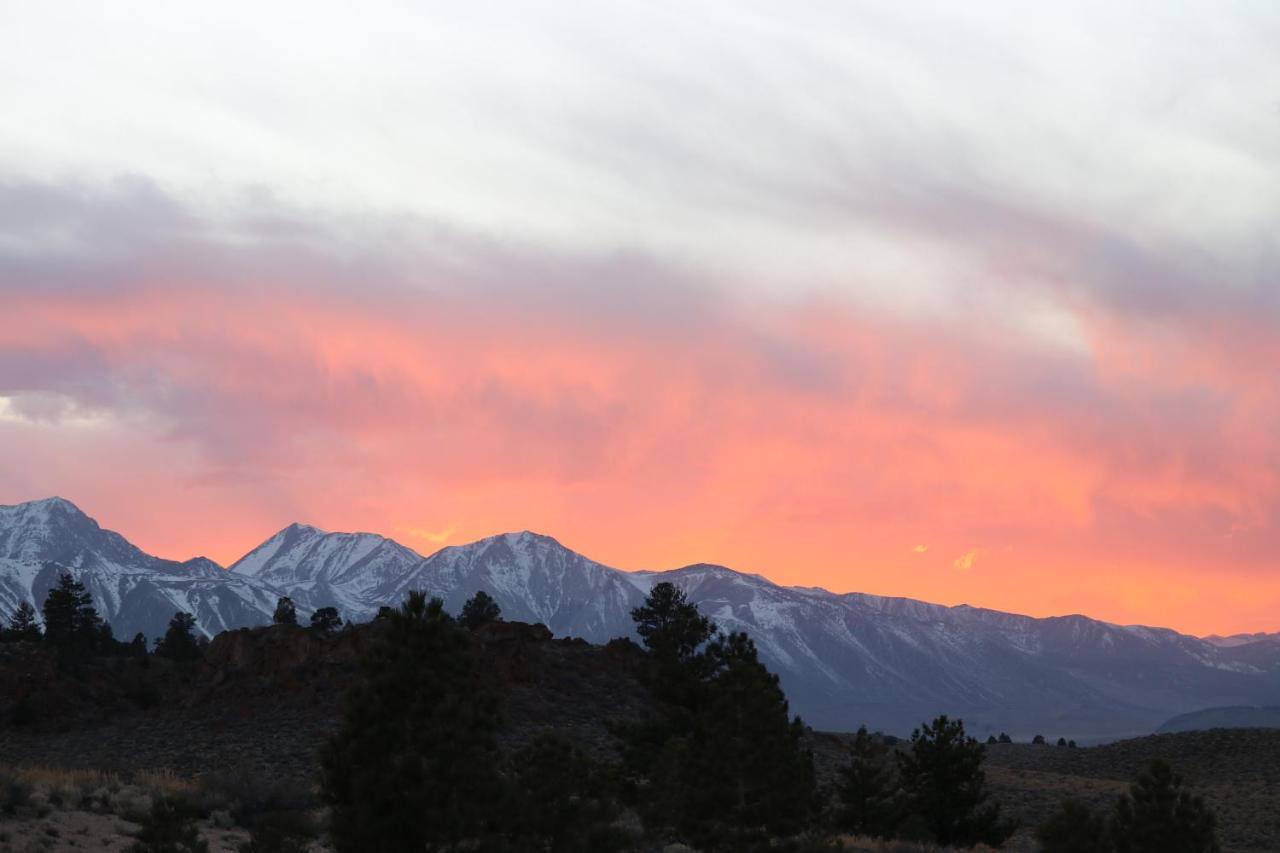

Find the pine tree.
[
  {"left": 897, "top": 715, "right": 1015, "bottom": 847},
  {"left": 309, "top": 606, "right": 342, "bottom": 635},
  {"left": 509, "top": 732, "right": 630, "bottom": 852},
  {"left": 459, "top": 590, "right": 502, "bottom": 630},
  {"left": 41, "top": 573, "right": 105, "bottom": 660},
  {"left": 655, "top": 631, "right": 816, "bottom": 850},
  {"left": 1037, "top": 800, "right": 1113, "bottom": 853},
  {"left": 5, "top": 601, "right": 42, "bottom": 641},
  {"left": 272, "top": 596, "right": 297, "bottom": 626},
  {"left": 630, "top": 581, "right": 714, "bottom": 665},
  {"left": 836, "top": 726, "right": 905, "bottom": 838},
  {"left": 155, "top": 612, "right": 202, "bottom": 662},
  {"left": 319, "top": 591, "right": 505, "bottom": 852},
  {"left": 1111, "top": 759, "right": 1219, "bottom": 853}
]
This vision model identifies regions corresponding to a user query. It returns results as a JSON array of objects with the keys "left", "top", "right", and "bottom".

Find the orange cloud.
[{"left": 1, "top": 180, "right": 1277, "bottom": 637}]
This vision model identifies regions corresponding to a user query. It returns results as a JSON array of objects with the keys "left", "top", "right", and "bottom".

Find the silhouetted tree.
[
  {"left": 309, "top": 606, "right": 342, "bottom": 635},
  {"left": 128, "top": 632, "right": 150, "bottom": 658},
  {"left": 4, "top": 602, "right": 41, "bottom": 641},
  {"left": 319, "top": 590, "right": 504, "bottom": 852},
  {"left": 836, "top": 726, "right": 905, "bottom": 838},
  {"left": 630, "top": 581, "right": 714, "bottom": 665},
  {"left": 42, "top": 573, "right": 106, "bottom": 660},
  {"left": 985, "top": 735, "right": 997, "bottom": 745},
  {"left": 997, "top": 733, "right": 1012, "bottom": 744},
  {"left": 155, "top": 612, "right": 202, "bottom": 662},
  {"left": 272, "top": 596, "right": 297, "bottom": 626},
  {"left": 1057, "top": 737, "right": 1068, "bottom": 747},
  {"left": 1037, "top": 800, "right": 1113, "bottom": 853},
  {"left": 459, "top": 590, "right": 502, "bottom": 630},
  {"left": 1111, "top": 760, "right": 1219, "bottom": 853},
  {"left": 509, "top": 732, "right": 631, "bottom": 852},
  {"left": 897, "top": 715, "right": 1015, "bottom": 847},
  {"left": 1032, "top": 734, "right": 1046, "bottom": 745}
]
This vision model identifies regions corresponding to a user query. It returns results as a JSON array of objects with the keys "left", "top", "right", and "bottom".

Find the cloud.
[
  {"left": 953, "top": 549, "right": 985, "bottom": 571},
  {"left": 0, "top": 176, "right": 1277, "bottom": 634},
  {"left": 912, "top": 544, "right": 929, "bottom": 553}
]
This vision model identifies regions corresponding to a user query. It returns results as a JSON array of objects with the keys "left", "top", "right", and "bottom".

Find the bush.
[
  {"left": 0, "top": 770, "right": 34, "bottom": 815},
  {"left": 197, "top": 767, "right": 315, "bottom": 829},
  {"left": 309, "top": 607, "right": 342, "bottom": 635},
  {"left": 237, "top": 810, "right": 317, "bottom": 853},
  {"left": 127, "top": 797, "right": 209, "bottom": 853},
  {"left": 1037, "top": 799, "right": 1113, "bottom": 853}
]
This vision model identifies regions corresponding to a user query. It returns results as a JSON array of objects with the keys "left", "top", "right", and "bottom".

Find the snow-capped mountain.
[
  {"left": 0, "top": 497, "right": 283, "bottom": 640},
  {"left": 229, "top": 523, "right": 424, "bottom": 618},
  {"left": 3, "top": 496, "right": 1279, "bottom": 740}
]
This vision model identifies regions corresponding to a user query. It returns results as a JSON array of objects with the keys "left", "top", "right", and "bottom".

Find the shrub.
[
  {"left": 308, "top": 607, "right": 342, "bottom": 635},
  {"left": 237, "top": 810, "right": 317, "bottom": 853},
  {"left": 1037, "top": 799, "right": 1113, "bottom": 853},
  {"left": 127, "top": 797, "right": 209, "bottom": 853}
]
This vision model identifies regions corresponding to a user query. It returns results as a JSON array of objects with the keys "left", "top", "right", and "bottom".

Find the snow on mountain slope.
[
  {"left": 4, "top": 496, "right": 1280, "bottom": 740},
  {"left": 394, "top": 531, "right": 644, "bottom": 639},
  {"left": 229, "top": 523, "right": 423, "bottom": 617},
  {"left": 0, "top": 497, "right": 285, "bottom": 640}
]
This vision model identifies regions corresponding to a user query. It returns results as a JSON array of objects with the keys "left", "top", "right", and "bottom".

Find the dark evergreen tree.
[
  {"left": 630, "top": 581, "right": 714, "bottom": 664},
  {"left": 41, "top": 573, "right": 106, "bottom": 659},
  {"left": 272, "top": 596, "right": 297, "bottom": 626},
  {"left": 1057, "top": 737, "right": 1068, "bottom": 747},
  {"left": 459, "top": 590, "right": 502, "bottom": 629},
  {"left": 1110, "top": 760, "right": 1219, "bottom": 853},
  {"left": 127, "top": 797, "right": 209, "bottom": 853},
  {"left": 319, "top": 590, "right": 505, "bottom": 852},
  {"left": 836, "top": 726, "right": 905, "bottom": 838},
  {"left": 997, "top": 733, "right": 1012, "bottom": 744},
  {"left": 897, "top": 715, "right": 1015, "bottom": 848},
  {"left": 509, "top": 732, "right": 630, "bottom": 852},
  {"left": 309, "top": 606, "right": 342, "bottom": 634},
  {"left": 1032, "top": 734, "right": 1046, "bottom": 745},
  {"left": 4, "top": 601, "right": 42, "bottom": 641},
  {"left": 154, "top": 612, "right": 202, "bottom": 662},
  {"left": 653, "top": 631, "right": 816, "bottom": 850},
  {"left": 985, "top": 735, "right": 997, "bottom": 745},
  {"left": 128, "top": 632, "right": 150, "bottom": 657},
  {"left": 1037, "top": 800, "right": 1113, "bottom": 853}
]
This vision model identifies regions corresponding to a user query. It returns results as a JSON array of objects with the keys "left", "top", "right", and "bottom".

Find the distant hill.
[{"left": 1158, "top": 706, "right": 1280, "bottom": 734}]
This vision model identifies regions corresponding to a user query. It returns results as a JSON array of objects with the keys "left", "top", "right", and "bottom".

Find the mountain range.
[{"left": 3, "top": 495, "right": 1279, "bottom": 740}]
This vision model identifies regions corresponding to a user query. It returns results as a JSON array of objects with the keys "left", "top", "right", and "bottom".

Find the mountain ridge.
[{"left": 2, "top": 496, "right": 1279, "bottom": 738}]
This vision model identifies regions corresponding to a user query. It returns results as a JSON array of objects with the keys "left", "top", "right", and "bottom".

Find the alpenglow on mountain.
[{"left": 3, "top": 496, "right": 1279, "bottom": 740}]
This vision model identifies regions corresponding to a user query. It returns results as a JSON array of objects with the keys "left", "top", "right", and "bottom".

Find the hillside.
[{"left": 2, "top": 624, "right": 1278, "bottom": 851}]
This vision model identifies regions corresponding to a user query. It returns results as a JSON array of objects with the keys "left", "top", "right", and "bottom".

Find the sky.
[{"left": 1, "top": 2, "right": 1278, "bottom": 635}]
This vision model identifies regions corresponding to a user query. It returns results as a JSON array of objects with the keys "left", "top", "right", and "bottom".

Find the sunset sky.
[{"left": 2, "top": 2, "right": 1278, "bottom": 635}]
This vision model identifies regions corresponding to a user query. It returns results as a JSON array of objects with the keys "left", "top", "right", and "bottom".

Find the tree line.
[{"left": 2, "top": 576, "right": 1222, "bottom": 851}]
